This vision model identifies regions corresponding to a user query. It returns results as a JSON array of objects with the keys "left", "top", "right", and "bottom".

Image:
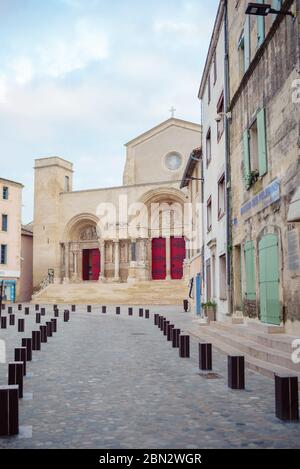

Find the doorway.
[{"left": 82, "top": 249, "right": 100, "bottom": 281}]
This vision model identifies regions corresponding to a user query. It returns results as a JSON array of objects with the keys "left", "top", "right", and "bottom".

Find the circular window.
[{"left": 165, "top": 152, "right": 183, "bottom": 171}]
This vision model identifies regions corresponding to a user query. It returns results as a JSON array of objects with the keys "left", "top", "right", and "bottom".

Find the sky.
[{"left": 0, "top": 0, "right": 219, "bottom": 223}]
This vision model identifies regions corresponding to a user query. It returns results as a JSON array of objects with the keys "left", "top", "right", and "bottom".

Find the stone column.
[
  {"left": 166, "top": 237, "right": 171, "bottom": 280},
  {"left": 63, "top": 243, "right": 70, "bottom": 283},
  {"left": 99, "top": 241, "right": 105, "bottom": 281},
  {"left": 72, "top": 248, "right": 80, "bottom": 282},
  {"left": 114, "top": 240, "right": 120, "bottom": 282}
]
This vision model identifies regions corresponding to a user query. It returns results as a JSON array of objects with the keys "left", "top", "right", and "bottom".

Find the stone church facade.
[{"left": 33, "top": 118, "right": 201, "bottom": 291}]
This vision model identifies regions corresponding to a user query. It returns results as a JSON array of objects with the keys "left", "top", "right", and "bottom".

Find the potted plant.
[{"left": 202, "top": 301, "right": 217, "bottom": 322}]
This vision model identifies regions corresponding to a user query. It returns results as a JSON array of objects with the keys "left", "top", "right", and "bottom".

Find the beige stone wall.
[
  {"left": 229, "top": 0, "right": 300, "bottom": 325},
  {"left": 19, "top": 232, "right": 33, "bottom": 302}
]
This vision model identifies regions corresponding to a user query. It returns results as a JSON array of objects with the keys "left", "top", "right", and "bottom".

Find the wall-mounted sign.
[{"left": 241, "top": 179, "right": 280, "bottom": 217}]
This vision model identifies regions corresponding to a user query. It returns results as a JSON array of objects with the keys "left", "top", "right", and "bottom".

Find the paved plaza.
[{"left": 0, "top": 306, "right": 299, "bottom": 449}]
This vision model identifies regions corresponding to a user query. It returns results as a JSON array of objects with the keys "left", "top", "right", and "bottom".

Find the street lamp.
[{"left": 245, "top": 2, "right": 295, "bottom": 18}]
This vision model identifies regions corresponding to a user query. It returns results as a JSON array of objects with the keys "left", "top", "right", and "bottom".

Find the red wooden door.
[
  {"left": 152, "top": 238, "right": 166, "bottom": 280},
  {"left": 82, "top": 250, "right": 90, "bottom": 281},
  {"left": 171, "top": 237, "right": 186, "bottom": 280},
  {"left": 91, "top": 249, "right": 100, "bottom": 281}
]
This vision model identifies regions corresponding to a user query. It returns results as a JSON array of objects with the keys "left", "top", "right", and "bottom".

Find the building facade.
[
  {"left": 0, "top": 177, "right": 23, "bottom": 303},
  {"left": 19, "top": 224, "right": 33, "bottom": 302},
  {"left": 197, "top": 1, "right": 229, "bottom": 321},
  {"left": 228, "top": 0, "right": 300, "bottom": 333},
  {"left": 33, "top": 118, "right": 201, "bottom": 293}
]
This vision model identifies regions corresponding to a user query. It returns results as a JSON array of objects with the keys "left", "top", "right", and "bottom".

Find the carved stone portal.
[{"left": 79, "top": 226, "right": 98, "bottom": 241}]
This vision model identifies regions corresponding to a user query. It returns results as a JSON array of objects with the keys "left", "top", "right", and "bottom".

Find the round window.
[{"left": 165, "top": 152, "right": 182, "bottom": 171}]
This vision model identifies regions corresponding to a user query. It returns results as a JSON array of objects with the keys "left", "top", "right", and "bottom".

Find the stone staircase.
[
  {"left": 32, "top": 280, "right": 186, "bottom": 306},
  {"left": 188, "top": 320, "right": 300, "bottom": 385}
]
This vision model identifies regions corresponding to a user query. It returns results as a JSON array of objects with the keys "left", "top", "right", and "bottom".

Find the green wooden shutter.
[
  {"left": 257, "top": 0, "right": 265, "bottom": 47},
  {"left": 244, "top": 16, "right": 250, "bottom": 71},
  {"left": 244, "top": 241, "right": 256, "bottom": 301},
  {"left": 243, "top": 129, "right": 251, "bottom": 189},
  {"left": 257, "top": 108, "right": 268, "bottom": 176},
  {"left": 259, "top": 234, "right": 280, "bottom": 325}
]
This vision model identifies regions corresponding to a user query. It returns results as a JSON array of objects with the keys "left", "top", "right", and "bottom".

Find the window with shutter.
[
  {"left": 243, "top": 130, "right": 251, "bottom": 189},
  {"left": 244, "top": 241, "right": 256, "bottom": 301},
  {"left": 257, "top": 108, "right": 268, "bottom": 176}
]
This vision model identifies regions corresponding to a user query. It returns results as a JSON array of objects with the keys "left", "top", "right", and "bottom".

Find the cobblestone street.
[{"left": 0, "top": 306, "right": 299, "bottom": 449}]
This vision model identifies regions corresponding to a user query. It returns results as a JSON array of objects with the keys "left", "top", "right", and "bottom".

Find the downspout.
[{"left": 224, "top": 0, "right": 233, "bottom": 316}]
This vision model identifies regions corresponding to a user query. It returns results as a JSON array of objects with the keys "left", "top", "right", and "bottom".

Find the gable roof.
[{"left": 125, "top": 117, "right": 201, "bottom": 148}]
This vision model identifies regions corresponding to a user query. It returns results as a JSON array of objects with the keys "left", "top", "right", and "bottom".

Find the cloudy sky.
[{"left": 0, "top": 0, "right": 219, "bottom": 223}]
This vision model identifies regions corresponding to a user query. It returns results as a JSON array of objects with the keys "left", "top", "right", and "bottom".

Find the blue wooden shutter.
[
  {"left": 257, "top": 108, "right": 268, "bottom": 176},
  {"left": 257, "top": 0, "right": 265, "bottom": 47}
]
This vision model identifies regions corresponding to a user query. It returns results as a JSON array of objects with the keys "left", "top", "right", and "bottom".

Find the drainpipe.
[{"left": 224, "top": 0, "right": 233, "bottom": 316}]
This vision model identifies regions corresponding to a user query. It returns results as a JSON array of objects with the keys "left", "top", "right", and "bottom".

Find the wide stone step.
[{"left": 188, "top": 327, "right": 300, "bottom": 387}]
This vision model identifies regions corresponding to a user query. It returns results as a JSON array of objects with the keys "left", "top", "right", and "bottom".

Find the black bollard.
[
  {"left": 87, "top": 305, "right": 92, "bottom": 313},
  {"left": 54, "top": 309, "right": 59, "bottom": 318},
  {"left": 145, "top": 310, "right": 150, "bottom": 319},
  {"left": 128, "top": 308, "right": 133, "bottom": 316},
  {"left": 36, "top": 313, "right": 41, "bottom": 324},
  {"left": 14, "top": 348, "right": 27, "bottom": 376},
  {"left": 179, "top": 336, "right": 190, "bottom": 358},
  {"left": 64, "top": 310, "right": 70, "bottom": 322},
  {"left": 199, "top": 343, "right": 213, "bottom": 371},
  {"left": 8, "top": 306, "right": 12, "bottom": 314},
  {"left": 102, "top": 306, "right": 107, "bottom": 314},
  {"left": 163, "top": 320, "right": 170, "bottom": 336},
  {"left": 18, "top": 304, "right": 22, "bottom": 311},
  {"left": 275, "top": 374, "right": 299, "bottom": 421},
  {"left": 8, "top": 362, "right": 23, "bottom": 399},
  {"left": 9, "top": 314, "right": 15, "bottom": 326},
  {"left": 53, "top": 305, "right": 58, "bottom": 311},
  {"left": 40, "top": 325, "right": 47, "bottom": 343},
  {"left": 172, "top": 329, "right": 181, "bottom": 348},
  {"left": 35, "top": 305, "right": 39, "bottom": 311},
  {"left": 22, "top": 338, "right": 32, "bottom": 362},
  {"left": 160, "top": 317, "right": 166, "bottom": 331},
  {"left": 24, "top": 307, "right": 30, "bottom": 315},
  {"left": 18, "top": 318, "right": 25, "bottom": 333},
  {"left": 139, "top": 309, "right": 144, "bottom": 318},
  {"left": 0, "top": 386, "right": 19, "bottom": 436},
  {"left": 32, "top": 331, "right": 41, "bottom": 351},
  {"left": 116, "top": 307, "right": 121, "bottom": 315},
  {"left": 41, "top": 308, "right": 46, "bottom": 316},
  {"left": 154, "top": 314, "right": 159, "bottom": 326},
  {"left": 1, "top": 316, "right": 7, "bottom": 329},
  {"left": 51, "top": 318, "right": 57, "bottom": 333},
  {"left": 72, "top": 305, "right": 76, "bottom": 312},
  {"left": 228, "top": 356, "right": 245, "bottom": 390},
  {"left": 183, "top": 299, "right": 189, "bottom": 312},
  {"left": 46, "top": 321, "right": 53, "bottom": 337},
  {"left": 167, "top": 324, "right": 175, "bottom": 342}
]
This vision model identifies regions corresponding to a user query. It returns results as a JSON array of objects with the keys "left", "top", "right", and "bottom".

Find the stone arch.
[{"left": 64, "top": 213, "right": 100, "bottom": 242}]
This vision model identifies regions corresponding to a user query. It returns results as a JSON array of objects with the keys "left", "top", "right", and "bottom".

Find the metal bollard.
[
  {"left": 199, "top": 343, "right": 213, "bottom": 371},
  {"left": 87, "top": 305, "right": 92, "bottom": 313},
  {"left": 102, "top": 306, "right": 107, "bottom": 314},
  {"left": 32, "top": 331, "right": 41, "bottom": 351},
  {"left": 18, "top": 318, "right": 25, "bottom": 333},
  {"left": 54, "top": 309, "right": 59, "bottom": 318},
  {"left": 159, "top": 317, "right": 165, "bottom": 331},
  {"left": 139, "top": 309, "right": 144, "bottom": 318},
  {"left": 179, "top": 336, "right": 190, "bottom": 358},
  {"left": 14, "top": 348, "right": 27, "bottom": 376},
  {"left": 0, "top": 386, "right": 19, "bottom": 436},
  {"left": 24, "top": 307, "right": 30, "bottom": 315},
  {"left": 64, "top": 310, "right": 70, "bottom": 322},
  {"left": 116, "top": 307, "right": 121, "bottom": 315},
  {"left": 40, "top": 325, "right": 47, "bottom": 343},
  {"left": 163, "top": 320, "right": 170, "bottom": 336},
  {"left": 228, "top": 356, "right": 245, "bottom": 390},
  {"left": 128, "top": 308, "right": 133, "bottom": 316},
  {"left": 18, "top": 304, "right": 22, "bottom": 311},
  {"left": 46, "top": 321, "right": 53, "bottom": 337},
  {"left": 172, "top": 329, "right": 181, "bottom": 348},
  {"left": 154, "top": 314, "right": 159, "bottom": 326},
  {"left": 145, "top": 310, "right": 150, "bottom": 319},
  {"left": 1, "top": 316, "right": 7, "bottom": 329},
  {"left": 51, "top": 318, "right": 57, "bottom": 333},
  {"left": 9, "top": 314, "right": 15, "bottom": 326},
  {"left": 72, "top": 305, "right": 76, "bottom": 312},
  {"left": 8, "top": 362, "right": 24, "bottom": 399},
  {"left": 36, "top": 313, "right": 41, "bottom": 324},
  {"left": 35, "top": 305, "right": 39, "bottom": 311},
  {"left": 275, "top": 374, "right": 299, "bottom": 421},
  {"left": 53, "top": 305, "right": 58, "bottom": 311},
  {"left": 8, "top": 306, "right": 13, "bottom": 314},
  {"left": 22, "top": 338, "right": 32, "bottom": 362},
  {"left": 41, "top": 308, "right": 46, "bottom": 316},
  {"left": 167, "top": 324, "right": 175, "bottom": 342}
]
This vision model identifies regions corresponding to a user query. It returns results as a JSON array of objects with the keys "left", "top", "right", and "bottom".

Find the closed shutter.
[
  {"left": 259, "top": 234, "right": 280, "bottom": 325},
  {"left": 244, "top": 16, "right": 251, "bottom": 71},
  {"left": 243, "top": 129, "right": 251, "bottom": 189},
  {"left": 257, "top": 108, "right": 268, "bottom": 176},
  {"left": 257, "top": 0, "right": 265, "bottom": 46},
  {"left": 244, "top": 241, "right": 256, "bottom": 301}
]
